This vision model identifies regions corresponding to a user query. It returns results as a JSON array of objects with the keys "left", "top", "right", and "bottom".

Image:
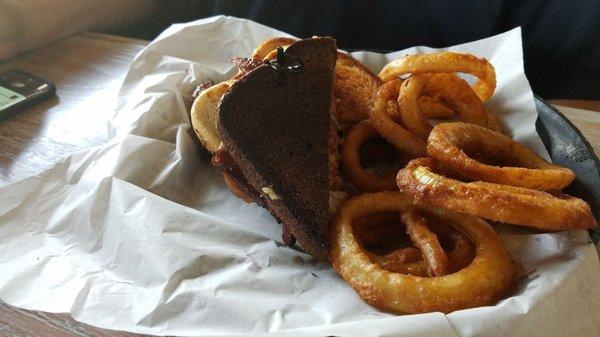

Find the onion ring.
[
  {"left": 425, "top": 217, "right": 475, "bottom": 272},
  {"left": 446, "top": 232, "right": 475, "bottom": 272},
  {"left": 418, "top": 96, "right": 455, "bottom": 119},
  {"left": 367, "top": 249, "right": 429, "bottom": 276},
  {"left": 376, "top": 212, "right": 474, "bottom": 276},
  {"left": 389, "top": 95, "right": 454, "bottom": 121},
  {"left": 378, "top": 51, "right": 496, "bottom": 102},
  {"left": 425, "top": 74, "right": 502, "bottom": 132},
  {"left": 252, "top": 37, "right": 297, "bottom": 60},
  {"left": 329, "top": 191, "right": 514, "bottom": 313},
  {"left": 369, "top": 236, "right": 474, "bottom": 276},
  {"left": 401, "top": 211, "right": 450, "bottom": 277},
  {"left": 352, "top": 212, "right": 429, "bottom": 277},
  {"left": 342, "top": 120, "right": 398, "bottom": 191},
  {"left": 352, "top": 212, "right": 404, "bottom": 247},
  {"left": 427, "top": 122, "right": 576, "bottom": 190},
  {"left": 388, "top": 96, "right": 455, "bottom": 123},
  {"left": 355, "top": 211, "right": 474, "bottom": 277},
  {"left": 398, "top": 74, "right": 500, "bottom": 139},
  {"left": 382, "top": 247, "right": 422, "bottom": 263},
  {"left": 397, "top": 75, "right": 434, "bottom": 139},
  {"left": 397, "top": 158, "right": 598, "bottom": 231},
  {"left": 353, "top": 212, "right": 430, "bottom": 277},
  {"left": 370, "top": 79, "right": 426, "bottom": 157}
]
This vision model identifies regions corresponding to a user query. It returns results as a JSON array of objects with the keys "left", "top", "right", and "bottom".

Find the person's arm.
[{"left": 0, "top": 0, "right": 157, "bottom": 61}]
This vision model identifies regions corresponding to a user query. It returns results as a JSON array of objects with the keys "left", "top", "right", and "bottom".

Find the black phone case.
[{"left": 0, "top": 69, "right": 56, "bottom": 121}]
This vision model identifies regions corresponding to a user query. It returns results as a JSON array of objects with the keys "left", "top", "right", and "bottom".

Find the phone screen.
[
  {"left": 0, "top": 69, "right": 54, "bottom": 116},
  {"left": 0, "top": 85, "right": 26, "bottom": 110}
]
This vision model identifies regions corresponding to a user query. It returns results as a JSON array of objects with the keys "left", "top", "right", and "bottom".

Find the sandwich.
[
  {"left": 190, "top": 37, "right": 381, "bottom": 259},
  {"left": 188, "top": 34, "right": 599, "bottom": 315}
]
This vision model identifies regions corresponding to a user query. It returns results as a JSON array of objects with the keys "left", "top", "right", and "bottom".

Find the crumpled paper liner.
[{"left": 0, "top": 16, "right": 598, "bottom": 337}]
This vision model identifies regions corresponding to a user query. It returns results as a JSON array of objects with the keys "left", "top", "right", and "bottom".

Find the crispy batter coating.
[
  {"left": 329, "top": 191, "right": 514, "bottom": 313},
  {"left": 397, "top": 158, "right": 597, "bottom": 231},
  {"left": 342, "top": 120, "right": 398, "bottom": 191},
  {"left": 401, "top": 211, "right": 450, "bottom": 277},
  {"left": 354, "top": 211, "right": 475, "bottom": 277},
  {"left": 252, "top": 37, "right": 297, "bottom": 60},
  {"left": 418, "top": 95, "right": 455, "bottom": 119},
  {"left": 370, "top": 79, "right": 427, "bottom": 157},
  {"left": 379, "top": 51, "right": 496, "bottom": 102},
  {"left": 427, "top": 122, "right": 575, "bottom": 190},
  {"left": 398, "top": 74, "right": 501, "bottom": 139}
]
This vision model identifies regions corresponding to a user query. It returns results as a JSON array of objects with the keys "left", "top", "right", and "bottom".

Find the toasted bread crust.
[
  {"left": 334, "top": 53, "right": 382, "bottom": 125},
  {"left": 253, "top": 37, "right": 380, "bottom": 126},
  {"left": 218, "top": 37, "right": 337, "bottom": 259}
]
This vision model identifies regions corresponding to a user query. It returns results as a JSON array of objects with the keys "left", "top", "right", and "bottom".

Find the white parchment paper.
[{"left": 1, "top": 16, "right": 599, "bottom": 337}]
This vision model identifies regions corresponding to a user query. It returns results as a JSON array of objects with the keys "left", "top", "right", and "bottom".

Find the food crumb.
[{"left": 262, "top": 187, "right": 280, "bottom": 200}]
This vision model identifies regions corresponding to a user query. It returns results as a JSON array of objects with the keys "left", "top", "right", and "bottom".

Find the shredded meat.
[
  {"left": 231, "top": 57, "right": 264, "bottom": 80},
  {"left": 190, "top": 80, "right": 217, "bottom": 105},
  {"left": 211, "top": 148, "right": 266, "bottom": 207}
]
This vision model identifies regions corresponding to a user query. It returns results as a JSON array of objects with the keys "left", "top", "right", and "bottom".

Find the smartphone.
[{"left": 0, "top": 69, "right": 56, "bottom": 121}]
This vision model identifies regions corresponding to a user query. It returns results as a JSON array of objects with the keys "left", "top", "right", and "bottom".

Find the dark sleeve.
[
  {"left": 138, "top": 0, "right": 600, "bottom": 99},
  {"left": 206, "top": 0, "right": 504, "bottom": 51},
  {"left": 497, "top": 0, "right": 600, "bottom": 99}
]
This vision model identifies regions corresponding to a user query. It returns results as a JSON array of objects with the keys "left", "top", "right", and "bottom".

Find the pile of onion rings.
[
  {"left": 427, "top": 122, "right": 575, "bottom": 189},
  {"left": 396, "top": 130, "right": 597, "bottom": 231},
  {"left": 330, "top": 50, "right": 597, "bottom": 315}
]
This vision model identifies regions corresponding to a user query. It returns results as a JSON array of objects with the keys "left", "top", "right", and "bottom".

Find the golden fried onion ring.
[
  {"left": 353, "top": 212, "right": 435, "bottom": 277},
  {"left": 428, "top": 122, "right": 575, "bottom": 189},
  {"left": 368, "top": 248, "right": 429, "bottom": 276},
  {"left": 370, "top": 79, "right": 427, "bottom": 157},
  {"left": 427, "top": 123, "right": 575, "bottom": 190},
  {"left": 397, "top": 75, "right": 433, "bottom": 139},
  {"left": 376, "top": 216, "right": 475, "bottom": 276},
  {"left": 418, "top": 96, "right": 455, "bottom": 119},
  {"left": 426, "top": 218, "right": 475, "bottom": 273},
  {"left": 252, "top": 37, "right": 297, "bottom": 60},
  {"left": 398, "top": 74, "right": 501, "bottom": 139},
  {"left": 379, "top": 51, "right": 496, "bottom": 102},
  {"left": 354, "top": 211, "right": 474, "bottom": 277},
  {"left": 342, "top": 120, "right": 398, "bottom": 191},
  {"left": 426, "top": 74, "right": 502, "bottom": 132},
  {"left": 372, "top": 225, "right": 475, "bottom": 277},
  {"left": 330, "top": 191, "right": 514, "bottom": 313},
  {"left": 370, "top": 248, "right": 473, "bottom": 277},
  {"left": 401, "top": 211, "right": 450, "bottom": 277},
  {"left": 386, "top": 95, "right": 455, "bottom": 122},
  {"left": 397, "top": 158, "right": 598, "bottom": 231}
]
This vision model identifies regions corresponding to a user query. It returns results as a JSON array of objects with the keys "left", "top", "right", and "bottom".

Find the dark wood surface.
[
  {"left": 0, "top": 31, "right": 598, "bottom": 336},
  {"left": 0, "top": 32, "right": 152, "bottom": 337},
  {"left": 0, "top": 32, "right": 146, "bottom": 187}
]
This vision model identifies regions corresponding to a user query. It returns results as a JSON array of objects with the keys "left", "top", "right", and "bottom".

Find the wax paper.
[{"left": 0, "top": 16, "right": 599, "bottom": 337}]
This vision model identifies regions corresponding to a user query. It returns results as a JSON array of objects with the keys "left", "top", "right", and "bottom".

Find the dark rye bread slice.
[{"left": 217, "top": 37, "right": 337, "bottom": 259}]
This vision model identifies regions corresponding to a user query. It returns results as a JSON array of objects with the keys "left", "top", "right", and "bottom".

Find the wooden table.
[
  {"left": 0, "top": 32, "right": 150, "bottom": 337},
  {"left": 0, "top": 32, "right": 599, "bottom": 337}
]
